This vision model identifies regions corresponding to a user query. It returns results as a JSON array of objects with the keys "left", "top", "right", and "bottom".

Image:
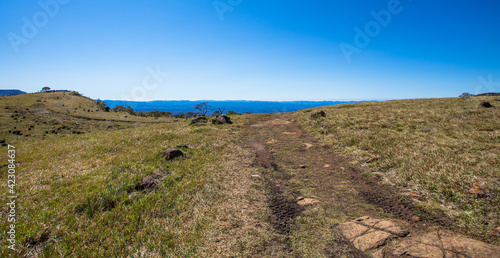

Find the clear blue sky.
[{"left": 1, "top": 0, "right": 499, "bottom": 101}]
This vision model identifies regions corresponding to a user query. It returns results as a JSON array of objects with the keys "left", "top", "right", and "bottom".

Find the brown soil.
[
  {"left": 129, "top": 171, "right": 170, "bottom": 192},
  {"left": 238, "top": 112, "right": 466, "bottom": 256}
]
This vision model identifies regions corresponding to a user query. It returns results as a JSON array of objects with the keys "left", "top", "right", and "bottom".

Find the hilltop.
[{"left": 0, "top": 93, "right": 499, "bottom": 257}]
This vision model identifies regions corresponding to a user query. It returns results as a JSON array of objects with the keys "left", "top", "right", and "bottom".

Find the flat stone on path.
[
  {"left": 387, "top": 230, "right": 500, "bottom": 257},
  {"left": 353, "top": 229, "right": 393, "bottom": 251},
  {"left": 337, "top": 216, "right": 500, "bottom": 257},
  {"left": 337, "top": 217, "right": 407, "bottom": 252}
]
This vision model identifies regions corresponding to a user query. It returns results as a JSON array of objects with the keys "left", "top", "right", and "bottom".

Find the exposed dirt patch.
[
  {"left": 250, "top": 118, "right": 294, "bottom": 127},
  {"left": 129, "top": 170, "right": 170, "bottom": 192},
  {"left": 250, "top": 140, "right": 302, "bottom": 236},
  {"left": 237, "top": 112, "right": 470, "bottom": 256}
]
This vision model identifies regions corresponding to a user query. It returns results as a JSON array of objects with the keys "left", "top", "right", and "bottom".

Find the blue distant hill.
[
  {"left": 0, "top": 89, "right": 26, "bottom": 97},
  {"left": 103, "top": 100, "right": 366, "bottom": 115}
]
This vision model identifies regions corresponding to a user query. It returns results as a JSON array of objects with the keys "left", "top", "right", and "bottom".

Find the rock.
[
  {"left": 479, "top": 101, "right": 493, "bottom": 108},
  {"left": 373, "top": 220, "right": 409, "bottom": 237},
  {"left": 353, "top": 230, "right": 394, "bottom": 252},
  {"left": 402, "top": 192, "right": 421, "bottom": 197},
  {"left": 324, "top": 164, "right": 331, "bottom": 168},
  {"left": 422, "top": 126, "right": 436, "bottom": 131},
  {"left": 297, "top": 197, "right": 320, "bottom": 206},
  {"left": 355, "top": 216, "right": 382, "bottom": 227},
  {"left": 190, "top": 116, "right": 207, "bottom": 124},
  {"left": 371, "top": 248, "right": 384, "bottom": 258},
  {"left": 337, "top": 222, "right": 370, "bottom": 240},
  {"left": 212, "top": 115, "right": 232, "bottom": 124},
  {"left": 469, "top": 182, "right": 486, "bottom": 197},
  {"left": 337, "top": 217, "right": 409, "bottom": 253},
  {"left": 130, "top": 172, "right": 169, "bottom": 192},
  {"left": 299, "top": 164, "right": 307, "bottom": 168},
  {"left": 339, "top": 217, "right": 500, "bottom": 256},
  {"left": 310, "top": 110, "right": 326, "bottom": 118},
  {"left": 266, "top": 139, "right": 277, "bottom": 144},
  {"left": 188, "top": 143, "right": 202, "bottom": 149},
  {"left": 175, "top": 144, "right": 189, "bottom": 149},
  {"left": 388, "top": 230, "right": 500, "bottom": 257},
  {"left": 389, "top": 240, "right": 444, "bottom": 258},
  {"left": 366, "top": 156, "right": 380, "bottom": 163},
  {"left": 160, "top": 149, "right": 184, "bottom": 160}
]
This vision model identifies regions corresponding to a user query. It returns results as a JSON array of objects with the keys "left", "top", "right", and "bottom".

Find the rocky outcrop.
[
  {"left": 212, "top": 115, "right": 232, "bottom": 124},
  {"left": 160, "top": 149, "right": 183, "bottom": 160}
]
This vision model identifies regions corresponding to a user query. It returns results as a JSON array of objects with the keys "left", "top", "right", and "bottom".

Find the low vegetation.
[
  {"left": 0, "top": 92, "right": 255, "bottom": 256},
  {"left": 1, "top": 93, "right": 498, "bottom": 256},
  {"left": 299, "top": 96, "right": 500, "bottom": 240}
]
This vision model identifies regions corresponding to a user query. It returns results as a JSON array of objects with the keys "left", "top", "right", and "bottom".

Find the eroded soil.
[{"left": 236, "top": 112, "right": 499, "bottom": 257}]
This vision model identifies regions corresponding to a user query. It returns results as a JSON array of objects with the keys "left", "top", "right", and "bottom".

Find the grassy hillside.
[
  {"left": 1, "top": 93, "right": 498, "bottom": 256},
  {"left": 0, "top": 92, "right": 261, "bottom": 256},
  {"left": 0, "top": 92, "right": 173, "bottom": 145},
  {"left": 299, "top": 96, "right": 500, "bottom": 239}
]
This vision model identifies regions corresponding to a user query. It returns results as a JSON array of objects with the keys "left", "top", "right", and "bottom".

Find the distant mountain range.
[
  {"left": 103, "top": 100, "right": 367, "bottom": 115},
  {"left": 0, "top": 89, "right": 26, "bottom": 97}
]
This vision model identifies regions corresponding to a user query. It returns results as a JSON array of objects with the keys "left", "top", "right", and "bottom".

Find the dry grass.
[
  {"left": 0, "top": 93, "right": 267, "bottom": 257},
  {"left": 299, "top": 97, "right": 500, "bottom": 241},
  {"left": 2, "top": 93, "right": 498, "bottom": 257}
]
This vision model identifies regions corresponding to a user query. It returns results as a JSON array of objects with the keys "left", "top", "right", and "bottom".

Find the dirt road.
[{"left": 233, "top": 112, "right": 500, "bottom": 257}]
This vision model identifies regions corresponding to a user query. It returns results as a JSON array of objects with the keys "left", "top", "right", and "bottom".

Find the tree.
[
  {"left": 41, "top": 86, "right": 51, "bottom": 93},
  {"left": 96, "top": 99, "right": 109, "bottom": 111},
  {"left": 216, "top": 107, "right": 225, "bottom": 114},
  {"left": 194, "top": 102, "right": 212, "bottom": 116},
  {"left": 459, "top": 92, "right": 473, "bottom": 99}
]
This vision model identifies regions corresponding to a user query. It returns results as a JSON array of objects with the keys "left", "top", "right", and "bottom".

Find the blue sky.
[{"left": 1, "top": 0, "right": 499, "bottom": 101}]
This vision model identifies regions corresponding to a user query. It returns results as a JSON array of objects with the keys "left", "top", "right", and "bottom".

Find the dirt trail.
[{"left": 237, "top": 112, "right": 500, "bottom": 257}]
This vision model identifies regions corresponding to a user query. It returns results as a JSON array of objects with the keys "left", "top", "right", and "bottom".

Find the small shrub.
[{"left": 459, "top": 92, "right": 473, "bottom": 99}]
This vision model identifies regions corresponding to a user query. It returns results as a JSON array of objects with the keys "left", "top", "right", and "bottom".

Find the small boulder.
[
  {"left": 129, "top": 171, "right": 170, "bottom": 193},
  {"left": 311, "top": 110, "right": 326, "bottom": 118},
  {"left": 161, "top": 149, "right": 184, "bottom": 160},
  {"left": 469, "top": 182, "right": 486, "bottom": 197},
  {"left": 479, "top": 101, "right": 493, "bottom": 108},
  {"left": 190, "top": 116, "right": 207, "bottom": 125},
  {"left": 212, "top": 115, "right": 232, "bottom": 124}
]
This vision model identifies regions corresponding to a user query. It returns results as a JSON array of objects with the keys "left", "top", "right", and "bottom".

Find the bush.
[
  {"left": 227, "top": 110, "right": 242, "bottom": 115},
  {"left": 459, "top": 92, "right": 473, "bottom": 99}
]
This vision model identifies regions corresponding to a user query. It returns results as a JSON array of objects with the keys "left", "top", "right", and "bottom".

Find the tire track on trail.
[{"left": 238, "top": 112, "right": 459, "bottom": 257}]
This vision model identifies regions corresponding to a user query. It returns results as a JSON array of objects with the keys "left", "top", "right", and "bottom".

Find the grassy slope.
[
  {"left": 1, "top": 93, "right": 499, "bottom": 256},
  {"left": 0, "top": 92, "right": 173, "bottom": 146},
  {"left": 1, "top": 93, "right": 269, "bottom": 256},
  {"left": 299, "top": 97, "right": 500, "bottom": 240}
]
